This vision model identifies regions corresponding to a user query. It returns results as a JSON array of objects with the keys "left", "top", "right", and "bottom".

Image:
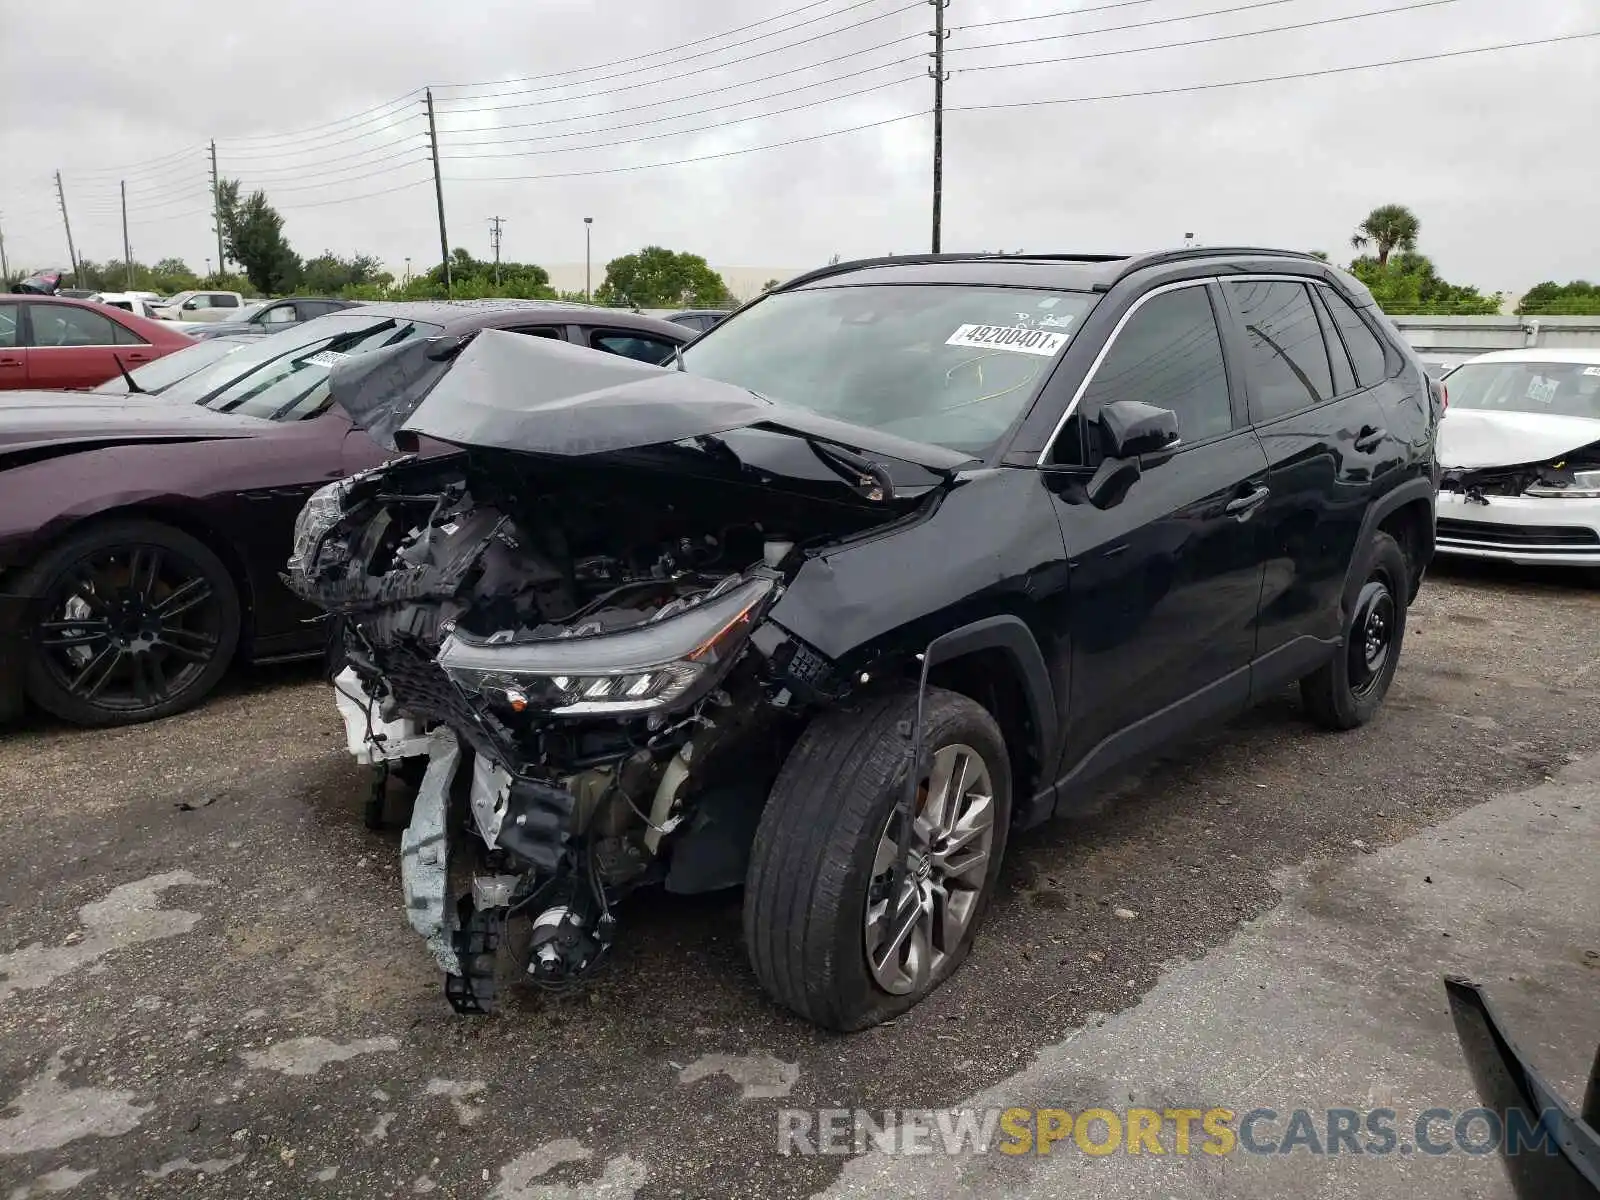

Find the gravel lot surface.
[{"left": 1, "top": 560, "right": 1596, "bottom": 1198}]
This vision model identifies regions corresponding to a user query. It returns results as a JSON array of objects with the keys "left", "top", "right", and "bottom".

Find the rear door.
[
  {"left": 1217, "top": 278, "right": 1392, "bottom": 684},
  {"left": 0, "top": 301, "right": 26, "bottom": 388},
  {"left": 1045, "top": 281, "right": 1271, "bottom": 778},
  {"left": 23, "top": 303, "right": 144, "bottom": 389}
]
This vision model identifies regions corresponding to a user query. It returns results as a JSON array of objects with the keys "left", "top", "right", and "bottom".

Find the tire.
[
  {"left": 20, "top": 519, "right": 241, "bottom": 727},
  {"left": 743, "top": 687, "right": 1012, "bottom": 1030},
  {"left": 1300, "top": 530, "right": 1408, "bottom": 730}
]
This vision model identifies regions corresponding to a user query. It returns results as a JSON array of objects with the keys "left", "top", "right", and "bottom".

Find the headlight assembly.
[
  {"left": 437, "top": 575, "right": 775, "bottom": 716},
  {"left": 1525, "top": 468, "right": 1600, "bottom": 499},
  {"left": 286, "top": 478, "right": 351, "bottom": 576}
]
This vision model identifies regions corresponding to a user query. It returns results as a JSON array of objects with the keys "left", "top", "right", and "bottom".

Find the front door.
[
  {"left": 1216, "top": 279, "right": 1392, "bottom": 681},
  {"left": 1042, "top": 282, "right": 1270, "bottom": 785}
]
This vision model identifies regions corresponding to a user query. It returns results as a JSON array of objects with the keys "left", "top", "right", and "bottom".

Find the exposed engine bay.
[{"left": 286, "top": 447, "right": 926, "bottom": 1011}]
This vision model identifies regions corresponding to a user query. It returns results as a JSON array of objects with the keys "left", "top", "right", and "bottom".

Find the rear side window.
[
  {"left": 1319, "top": 286, "right": 1388, "bottom": 388},
  {"left": 1080, "top": 285, "right": 1234, "bottom": 445},
  {"left": 1223, "top": 281, "right": 1334, "bottom": 421},
  {"left": 0, "top": 304, "right": 19, "bottom": 347},
  {"left": 213, "top": 294, "right": 240, "bottom": 309},
  {"left": 110, "top": 320, "right": 146, "bottom": 345}
]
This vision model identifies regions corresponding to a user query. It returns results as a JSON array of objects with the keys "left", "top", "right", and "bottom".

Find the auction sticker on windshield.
[{"left": 947, "top": 324, "right": 1068, "bottom": 357}]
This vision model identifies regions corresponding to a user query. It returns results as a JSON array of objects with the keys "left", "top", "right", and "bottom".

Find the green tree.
[
  {"left": 1516, "top": 280, "right": 1600, "bottom": 315},
  {"left": 760, "top": 277, "right": 781, "bottom": 291},
  {"left": 1308, "top": 250, "right": 1330, "bottom": 262},
  {"left": 594, "top": 246, "right": 732, "bottom": 307},
  {"left": 301, "top": 251, "right": 388, "bottom": 295},
  {"left": 1350, "top": 204, "right": 1420, "bottom": 267},
  {"left": 217, "top": 179, "right": 302, "bottom": 294},
  {"left": 1349, "top": 252, "right": 1500, "bottom": 315}
]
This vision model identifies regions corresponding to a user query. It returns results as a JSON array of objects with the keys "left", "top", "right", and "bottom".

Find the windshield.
[
  {"left": 680, "top": 284, "right": 1097, "bottom": 454},
  {"left": 160, "top": 311, "right": 444, "bottom": 420},
  {"left": 1447, "top": 361, "right": 1600, "bottom": 421},
  {"left": 232, "top": 304, "right": 266, "bottom": 323},
  {"left": 93, "top": 337, "right": 254, "bottom": 394},
  {"left": 165, "top": 291, "right": 195, "bottom": 307}
]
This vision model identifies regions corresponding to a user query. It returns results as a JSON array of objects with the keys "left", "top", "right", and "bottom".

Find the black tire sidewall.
[
  {"left": 22, "top": 520, "right": 241, "bottom": 726},
  {"left": 777, "top": 689, "right": 1011, "bottom": 1030},
  {"left": 1320, "top": 531, "right": 1409, "bottom": 726}
]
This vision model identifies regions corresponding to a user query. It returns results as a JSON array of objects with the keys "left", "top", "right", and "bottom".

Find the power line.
[
  {"left": 444, "top": 108, "right": 928, "bottom": 183},
  {"left": 950, "top": 30, "right": 1600, "bottom": 112},
  {"left": 434, "top": 1, "right": 924, "bottom": 109},
  {"left": 217, "top": 88, "right": 425, "bottom": 144},
  {"left": 955, "top": 0, "right": 1475, "bottom": 73},
  {"left": 440, "top": 75, "right": 920, "bottom": 161},
  {"left": 952, "top": 0, "right": 1341, "bottom": 56},
  {"left": 440, "top": 65, "right": 922, "bottom": 152},
  {"left": 216, "top": 110, "right": 427, "bottom": 162},
  {"left": 440, "top": 37, "right": 920, "bottom": 138},
  {"left": 442, "top": 28, "right": 1599, "bottom": 185},
  {"left": 228, "top": 156, "right": 435, "bottom": 194},
  {"left": 958, "top": 0, "right": 1263, "bottom": 33},
  {"left": 224, "top": 145, "right": 430, "bottom": 184},
  {"left": 434, "top": 0, "right": 882, "bottom": 90}
]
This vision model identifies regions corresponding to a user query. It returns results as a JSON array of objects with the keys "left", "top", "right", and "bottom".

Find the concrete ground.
[{"left": 0, "top": 560, "right": 1597, "bottom": 1199}]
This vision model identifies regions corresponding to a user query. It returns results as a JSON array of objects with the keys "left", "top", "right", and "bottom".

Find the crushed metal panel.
[
  {"left": 400, "top": 728, "right": 463, "bottom": 976},
  {"left": 332, "top": 667, "right": 433, "bottom": 764}
]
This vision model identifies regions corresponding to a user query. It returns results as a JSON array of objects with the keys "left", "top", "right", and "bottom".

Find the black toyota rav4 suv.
[{"left": 288, "top": 248, "right": 1441, "bottom": 1029}]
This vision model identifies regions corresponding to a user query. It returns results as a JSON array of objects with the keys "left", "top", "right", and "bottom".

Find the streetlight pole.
[{"left": 584, "top": 217, "right": 593, "bottom": 301}]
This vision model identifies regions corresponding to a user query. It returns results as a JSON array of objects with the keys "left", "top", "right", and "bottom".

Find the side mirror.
[
  {"left": 1098, "top": 399, "right": 1180, "bottom": 460},
  {"left": 183, "top": 299, "right": 199, "bottom": 311}
]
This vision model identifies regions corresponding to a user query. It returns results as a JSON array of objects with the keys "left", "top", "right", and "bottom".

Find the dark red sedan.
[
  {"left": 0, "top": 300, "right": 693, "bottom": 726},
  {"left": 0, "top": 295, "right": 192, "bottom": 390}
]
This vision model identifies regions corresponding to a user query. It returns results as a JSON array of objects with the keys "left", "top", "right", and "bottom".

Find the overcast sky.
[{"left": 1, "top": 0, "right": 1596, "bottom": 293}]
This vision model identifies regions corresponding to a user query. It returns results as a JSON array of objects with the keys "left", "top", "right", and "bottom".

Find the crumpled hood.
[
  {"left": 1438, "top": 407, "right": 1600, "bottom": 469},
  {"left": 0, "top": 391, "right": 266, "bottom": 455},
  {"left": 328, "top": 327, "right": 975, "bottom": 475}
]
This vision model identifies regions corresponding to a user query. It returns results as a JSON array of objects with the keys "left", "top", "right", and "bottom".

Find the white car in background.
[
  {"left": 1435, "top": 348, "right": 1600, "bottom": 568},
  {"left": 150, "top": 290, "right": 247, "bottom": 322},
  {"left": 89, "top": 292, "right": 162, "bottom": 321}
]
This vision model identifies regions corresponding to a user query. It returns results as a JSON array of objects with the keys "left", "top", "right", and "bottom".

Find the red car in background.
[{"left": 0, "top": 295, "right": 192, "bottom": 390}]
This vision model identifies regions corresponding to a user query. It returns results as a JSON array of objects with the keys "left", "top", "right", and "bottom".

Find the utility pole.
[
  {"left": 487, "top": 215, "right": 504, "bottom": 286},
  {"left": 54, "top": 171, "right": 80, "bottom": 280},
  {"left": 425, "top": 89, "right": 452, "bottom": 296},
  {"left": 121, "top": 180, "right": 134, "bottom": 287},
  {"left": 0, "top": 214, "right": 9, "bottom": 283},
  {"left": 209, "top": 140, "right": 226, "bottom": 279},
  {"left": 928, "top": 0, "right": 949, "bottom": 254},
  {"left": 584, "top": 216, "right": 593, "bottom": 301}
]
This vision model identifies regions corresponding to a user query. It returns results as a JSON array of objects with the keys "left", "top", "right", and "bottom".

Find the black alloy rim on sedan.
[
  {"left": 33, "top": 544, "right": 224, "bottom": 712},
  {"left": 1348, "top": 575, "right": 1397, "bottom": 699}
]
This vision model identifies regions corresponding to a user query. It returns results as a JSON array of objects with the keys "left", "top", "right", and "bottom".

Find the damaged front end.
[{"left": 289, "top": 330, "right": 963, "bottom": 1012}]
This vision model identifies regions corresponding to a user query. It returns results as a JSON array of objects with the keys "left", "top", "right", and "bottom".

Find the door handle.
[
  {"left": 1224, "top": 485, "right": 1270, "bottom": 519},
  {"left": 1353, "top": 425, "right": 1387, "bottom": 453}
]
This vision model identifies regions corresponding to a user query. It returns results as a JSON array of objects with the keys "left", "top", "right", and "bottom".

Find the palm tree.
[{"left": 1350, "top": 204, "right": 1420, "bottom": 267}]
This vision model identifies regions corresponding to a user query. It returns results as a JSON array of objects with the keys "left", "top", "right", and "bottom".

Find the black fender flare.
[
  {"left": 1345, "top": 475, "right": 1436, "bottom": 604},
  {"left": 920, "top": 613, "right": 1058, "bottom": 794}
]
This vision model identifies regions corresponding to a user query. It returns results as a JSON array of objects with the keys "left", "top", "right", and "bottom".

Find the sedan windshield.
[
  {"left": 158, "top": 311, "right": 444, "bottom": 420},
  {"left": 1446, "top": 361, "right": 1600, "bottom": 421},
  {"left": 680, "top": 284, "right": 1097, "bottom": 454}
]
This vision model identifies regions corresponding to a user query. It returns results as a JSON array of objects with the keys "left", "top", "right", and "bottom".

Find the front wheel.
[
  {"left": 743, "top": 687, "right": 1011, "bottom": 1030},
  {"left": 1300, "top": 530, "right": 1408, "bottom": 730},
  {"left": 21, "top": 519, "right": 241, "bottom": 727}
]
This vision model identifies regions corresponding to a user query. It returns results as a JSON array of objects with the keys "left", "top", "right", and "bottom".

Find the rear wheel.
[
  {"left": 1301, "top": 530, "right": 1408, "bottom": 730},
  {"left": 22, "top": 520, "right": 240, "bottom": 727},
  {"left": 743, "top": 687, "right": 1011, "bottom": 1030}
]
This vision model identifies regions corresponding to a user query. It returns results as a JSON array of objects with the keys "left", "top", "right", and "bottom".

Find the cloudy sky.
[{"left": 1, "top": 0, "right": 1596, "bottom": 294}]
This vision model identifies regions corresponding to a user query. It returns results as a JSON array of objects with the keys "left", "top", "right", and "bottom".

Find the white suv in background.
[
  {"left": 151, "top": 290, "right": 247, "bottom": 322},
  {"left": 1436, "top": 348, "right": 1600, "bottom": 568}
]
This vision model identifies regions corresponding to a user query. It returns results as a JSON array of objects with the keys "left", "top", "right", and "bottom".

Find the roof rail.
[
  {"left": 1110, "top": 246, "right": 1329, "bottom": 285},
  {"left": 775, "top": 251, "right": 1132, "bottom": 292}
]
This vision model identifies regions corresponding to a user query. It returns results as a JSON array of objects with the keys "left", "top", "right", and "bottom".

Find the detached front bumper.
[{"left": 1435, "top": 492, "right": 1600, "bottom": 567}]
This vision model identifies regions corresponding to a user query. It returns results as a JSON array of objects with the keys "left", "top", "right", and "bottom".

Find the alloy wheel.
[
  {"left": 33, "top": 544, "right": 225, "bottom": 714},
  {"left": 863, "top": 742, "right": 997, "bottom": 996}
]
